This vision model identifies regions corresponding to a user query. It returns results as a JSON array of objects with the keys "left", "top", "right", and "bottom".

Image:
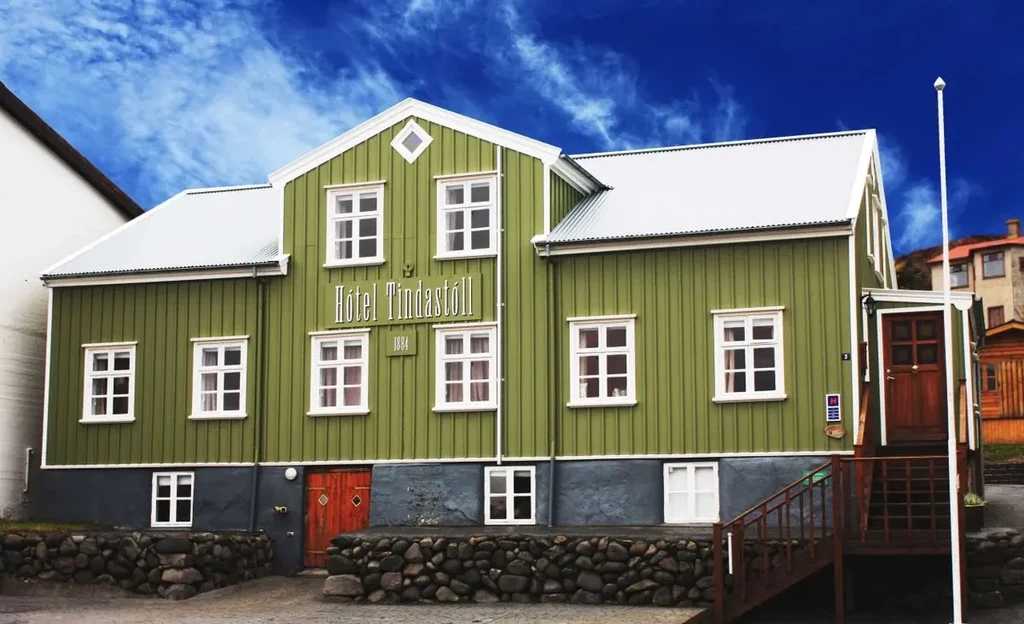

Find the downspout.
[
  {"left": 248, "top": 265, "right": 268, "bottom": 532},
  {"left": 547, "top": 244, "right": 558, "bottom": 526},
  {"left": 495, "top": 146, "right": 504, "bottom": 464}
]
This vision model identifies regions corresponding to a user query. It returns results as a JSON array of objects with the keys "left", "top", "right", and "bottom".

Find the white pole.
[{"left": 935, "top": 76, "right": 965, "bottom": 624}]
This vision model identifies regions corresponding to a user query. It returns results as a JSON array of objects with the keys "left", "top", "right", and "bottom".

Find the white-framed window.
[
  {"left": 484, "top": 466, "right": 535, "bottom": 525},
  {"left": 983, "top": 251, "right": 1005, "bottom": 278},
  {"left": 712, "top": 307, "right": 786, "bottom": 402},
  {"left": 664, "top": 462, "right": 719, "bottom": 524},
  {"left": 951, "top": 262, "right": 969, "bottom": 288},
  {"left": 434, "top": 324, "right": 498, "bottom": 412},
  {"left": 81, "top": 342, "right": 136, "bottom": 423},
  {"left": 190, "top": 337, "right": 247, "bottom": 419},
  {"left": 568, "top": 315, "right": 637, "bottom": 407},
  {"left": 151, "top": 471, "right": 194, "bottom": 528},
  {"left": 390, "top": 119, "right": 433, "bottom": 164},
  {"left": 309, "top": 330, "right": 370, "bottom": 416},
  {"left": 436, "top": 175, "right": 496, "bottom": 258},
  {"left": 325, "top": 183, "right": 384, "bottom": 267}
]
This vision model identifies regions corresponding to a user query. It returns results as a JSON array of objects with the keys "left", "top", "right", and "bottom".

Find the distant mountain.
[{"left": 895, "top": 235, "right": 1003, "bottom": 290}]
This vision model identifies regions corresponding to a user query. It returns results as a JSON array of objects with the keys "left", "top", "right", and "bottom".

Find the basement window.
[
  {"left": 151, "top": 472, "right": 194, "bottom": 528},
  {"left": 484, "top": 466, "right": 535, "bottom": 525},
  {"left": 567, "top": 315, "right": 637, "bottom": 407},
  {"left": 309, "top": 330, "right": 370, "bottom": 416},
  {"left": 390, "top": 120, "right": 433, "bottom": 164},
  {"left": 81, "top": 343, "right": 136, "bottom": 423},
  {"left": 190, "top": 338, "right": 247, "bottom": 419},
  {"left": 712, "top": 308, "right": 786, "bottom": 402},
  {"left": 664, "top": 462, "right": 719, "bottom": 524},
  {"left": 325, "top": 183, "right": 384, "bottom": 267}
]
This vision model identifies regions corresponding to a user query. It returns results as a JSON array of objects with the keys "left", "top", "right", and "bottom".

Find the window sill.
[
  {"left": 151, "top": 523, "right": 192, "bottom": 530},
  {"left": 663, "top": 520, "right": 717, "bottom": 526},
  {"left": 484, "top": 520, "right": 537, "bottom": 526},
  {"left": 434, "top": 252, "right": 497, "bottom": 261},
  {"left": 79, "top": 417, "right": 135, "bottom": 424},
  {"left": 188, "top": 413, "right": 247, "bottom": 421},
  {"left": 566, "top": 399, "right": 637, "bottom": 409},
  {"left": 712, "top": 393, "right": 787, "bottom": 404},
  {"left": 324, "top": 259, "right": 385, "bottom": 269},
  {"left": 433, "top": 404, "right": 498, "bottom": 413},
  {"left": 307, "top": 409, "right": 370, "bottom": 417}
]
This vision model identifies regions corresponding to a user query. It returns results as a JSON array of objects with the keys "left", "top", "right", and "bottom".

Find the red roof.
[{"left": 927, "top": 237, "right": 1024, "bottom": 263}]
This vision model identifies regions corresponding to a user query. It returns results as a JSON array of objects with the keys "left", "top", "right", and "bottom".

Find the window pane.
[
  {"left": 223, "top": 392, "right": 240, "bottom": 412},
  {"left": 470, "top": 183, "right": 489, "bottom": 203},
  {"left": 607, "top": 327, "right": 627, "bottom": 348},
  {"left": 892, "top": 321, "right": 911, "bottom": 341},
  {"left": 470, "top": 208, "right": 489, "bottom": 228},
  {"left": 579, "top": 356, "right": 599, "bottom": 376},
  {"left": 359, "top": 195, "right": 377, "bottom": 212},
  {"left": 752, "top": 321, "right": 774, "bottom": 341},
  {"left": 695, "top": 493, "right": 717, "bottom": 519},
  {"left": 342, "top": 387, "right": 361, "bottom": 406},
  {"left": 113, "top": 376, "right": 130, "bottom": 394},
  {"left": 607, "top": 354, "right": 627, "bottom": 375},
  {"left": 336, "top": 197, "right": 353, "bottom": 214},
  {"left": 470, "top": 382, "right": 489, "bottom": 402},
  {"left": 358, "top": 239, "right": 377, "bottom": 258},
  {"left": 753, "top": 370, "right": 776, "bottom": 392},
  {"left": 513, "top": 471, "right": 531, "bottom": 494},
  {"left": 917, "top": 344, "right": 938, "bottom": 365},
  {"left": 445, "top": 383, "right": 463, "bottom": 402},
  {"left": 725, "top": 371, "right": 746, "bottom": 393},
  {"left": 92, "top": 353, "right": 110, "bottom": 372},
  {"left": 224, "top": 347, "right": 242, "bottom": 366},
  {"left": 201, "top": 392, "right": 217, "bottom": 412},
  {"left": 469, "top": 335, "right": 489, "bottom": 354},
  {"left": 607, "top": 376, "right": 628, "bottom": 397},
  {"left": 401, "top": 131, "right": 423, "bottom": 153},
  {"left": 336, "top": 220, "right": 353, "bottom": 239},
  {"left": 320, "top": 368, "right": 337, "bottom": 387},
  {"left": 156, "top": 476, "right": 171, "bottom": 494},
  {"left": 113, "top": 352, "right": 131, "bottom": 370},
  {"left": 446, "top": 210, "right": 464, "bottom": 230},
  {"left": 892, "top": 345, "right": 913, "bottom": 365},
  {"left": 201, "top": 373, "right": 218, "bottom": 392},
  {"left": 202, "top": 348, "right": 219, "bottom": 367},
  {"left": 753, "top": 347, "right": 775, "bottom": 368},
  {"left": 578, "top": 328, "right": 599, "bottom": 349},
  {"left": 91, "top": 397, "right": 107, "bottom": 415},
  {"left": 445, "top": 362, "right": 463, "bottom": 382},
  {"left": 667, "top": 493, "right": 687, "bottom": 520},
  {"left": 470, "top": 360, "right": 489, "bottom": 380},
  {"left": 343, "top": 343, "right": 362, "bottom": 360},
  {"left": 359, "top": 218, "right": 377, "bottom": 237},
  {"left": 446, "top": 186, "right": 464, "bottom": 205},
  {"left": 490, "top": 472, "right": 507, "bottom": 494},
  {"left": 336, "top": 241, "right": 352, "bottom": 260},
  {"left": 343, "top": 366, "right": 361, "bottom": 385},
  {"left": 694, "top": 467, "right": 716, "bottom": 490},
  {"left": 155, "top": 500, "right": 171, "bottom": 523},
  {"left": 470, "top": 230, "right": 489, "bottom": 250},
  {"left": 224, "top": 372, "right": 241, "bottom": 391},
  {"left": 320, "top": 343, "right": 338, "bottom": 361},
  {"left": 581, "top": 378, "right": 600, "bottom": 398},
  {"left": 489, "top": 497, "right": 507, "bottom": 521},
  {"left": 176, "top": 500, "right": 191, "bottom": 523},
  {"left": 723, "top": 349, "right": 746, "bottom": 369},
  {"left": 112, "top": 396, "right": 129, "bottom": 415},
  {"left": 513, "top": 496, "right": 531, "bottom": 520},
  {"left": 723, "top": 323, "right": 745, "bottom": 342},
  {"left": 447, "top": 232, "right": 464, "bottom": 251},
  {"left": 916, "top": 320, "right": 937, "bottom": 340},
  {"left": 91, "top": 377, "right": 108, "bottom": 397},
  {"left": 320, "top": 388, "right": 337, "bottom": 408},
  {"left": 445, "top": 336, "right": 463, "bottom": 355},
  {"left": 176, "top": 476, "right": 192, "bottom": 497}
]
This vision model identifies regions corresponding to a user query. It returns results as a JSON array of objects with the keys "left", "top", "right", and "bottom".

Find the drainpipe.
[
  {"left": 547, "top": 245, "right": 558, "bottom": 526},
  {"left": 495, "top": 146, "right": 504, "bottom": 465},
  {"left": 248, "top": 265, "right": 268, "bottom": 532}
]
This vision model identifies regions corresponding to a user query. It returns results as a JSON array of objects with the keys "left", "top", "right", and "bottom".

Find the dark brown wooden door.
[
  {"left": 304, "top": 470, "right": 371, "bottom": 568},
  {"left": 883, "top": 313, "right": 947, "bottom": 442}
]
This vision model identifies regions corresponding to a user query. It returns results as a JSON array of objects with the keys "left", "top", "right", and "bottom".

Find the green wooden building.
[{"left": 36, "top": 99, "right": 982, "bottom": 572}]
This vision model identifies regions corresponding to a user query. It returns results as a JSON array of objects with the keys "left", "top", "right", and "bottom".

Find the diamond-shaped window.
[
  {"left": 352, "top": 495, "right": 362, "bottom": 507},
  {"left": 391, "top": 120, "right": 433, "bottom": 164},
  {"left": 318, "top": 494, "right": 329, "bottom": 507}
]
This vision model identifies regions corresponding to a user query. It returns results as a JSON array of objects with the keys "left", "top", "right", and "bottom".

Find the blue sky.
[{"left": 0, "top": 0, "right": 1019, "bottom": 253}]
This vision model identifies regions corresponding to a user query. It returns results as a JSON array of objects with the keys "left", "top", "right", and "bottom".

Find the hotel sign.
[{"left": 333, "top": 274, "right": 482, "bottom": 327}]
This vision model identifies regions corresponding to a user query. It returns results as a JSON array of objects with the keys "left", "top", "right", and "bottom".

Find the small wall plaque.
[
  {"left": 824, "top": 424, "right": 846, "bottom": 439},
  {"left": 825, "top": 393, "right": 842, "bottom": 423},
  {"left": 386, "top": 331, "right": 417, "bottom": 356}
]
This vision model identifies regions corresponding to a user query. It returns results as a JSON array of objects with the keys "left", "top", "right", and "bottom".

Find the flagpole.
[{"left": 935, "top": 76, "right": 964, "bottom": 624}]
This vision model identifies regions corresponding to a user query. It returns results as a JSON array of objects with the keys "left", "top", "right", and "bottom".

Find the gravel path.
[
  {"left": 980, "top": 484, "right": 1024, "bottom": 528},
  {"left": 0, "top": 576, "right": 703, "bottom": 624}
]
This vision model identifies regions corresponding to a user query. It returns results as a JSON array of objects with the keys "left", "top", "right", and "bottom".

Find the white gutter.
[{"left": 495, "top": 145, "right": 504, "bottom": 465}]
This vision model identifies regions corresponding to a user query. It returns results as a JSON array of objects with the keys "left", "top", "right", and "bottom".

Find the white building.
[{"left": 0, "top": 81, "right": 141, "bottom": 517}]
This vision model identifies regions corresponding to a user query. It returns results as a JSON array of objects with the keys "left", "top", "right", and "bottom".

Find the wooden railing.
[
  {"left": 958, "top": 379, "right": 968, "bottom": 445},
  {"left": 853, "top": 383, "right": 874, "bottom": 537}
]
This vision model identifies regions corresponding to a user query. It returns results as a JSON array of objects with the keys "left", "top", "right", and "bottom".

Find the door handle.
[
  {"left": 911, "top": 364, "right": 919, "bottom": 373},
  {"left": 886, "top": 375, "right": 896, "bottom": 381}
]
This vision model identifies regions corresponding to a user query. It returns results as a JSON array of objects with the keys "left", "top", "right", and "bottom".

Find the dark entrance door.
[
  {"left": 304, "top": 470, "right": 371, "bottom": 568},
  {"left": 883, "top": 312, "right": 947, "bottom": 442}
]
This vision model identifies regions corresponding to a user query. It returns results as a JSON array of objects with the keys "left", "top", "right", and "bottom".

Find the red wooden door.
[
  {"left": 304, "top": 470, "right": 371, "bottom": 568},
  {"left": 883, "top": 313, "right": 947, "bottom": 442}
]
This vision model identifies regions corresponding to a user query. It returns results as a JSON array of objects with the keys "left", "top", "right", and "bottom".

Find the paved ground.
[
  {"left": 0, "top": 576, "right": 703, "bottom": 624},
  {"left": 980, "top": 484, "right": 1024, "bottom": 528}
]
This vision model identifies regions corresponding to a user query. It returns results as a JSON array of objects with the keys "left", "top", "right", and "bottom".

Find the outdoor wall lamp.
[{"left": 861, "top": 293, "right": 877, "bottom": 317}]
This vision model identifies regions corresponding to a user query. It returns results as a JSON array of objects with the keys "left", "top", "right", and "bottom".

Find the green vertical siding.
[
  {"left": 553, "top": 238, "right": 854, "bottom": 456},
  {"left": 549, "top": 171, "right": 583, "bottom": 230},
  {"left": 47, "top": 281, "right": 258, "bottom": 464}
]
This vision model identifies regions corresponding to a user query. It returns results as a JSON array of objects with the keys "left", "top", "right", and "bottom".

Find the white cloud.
[{"left": 0, "top": 0, "right": 404, "bottom": 206}]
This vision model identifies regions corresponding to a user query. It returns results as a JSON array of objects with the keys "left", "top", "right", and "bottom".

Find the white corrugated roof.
[
  {"left": 43, "top": 184, "right": 280, "bottom": 277},
  {"left": 547, "top": 131, "right": 872, "bottom": 243}
]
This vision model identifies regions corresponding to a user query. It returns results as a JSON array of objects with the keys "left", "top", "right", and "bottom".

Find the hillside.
[{"left": 895, "top": 235, "right": 1003, "bottom": 290}]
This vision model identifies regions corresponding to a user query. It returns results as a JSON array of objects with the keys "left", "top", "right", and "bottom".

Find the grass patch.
[
  {"left": 0, "top": 520, "right": 102, "bottom": 533},
  {"left": 984, "top": 444, "right": 1024, "bottom": 464}
]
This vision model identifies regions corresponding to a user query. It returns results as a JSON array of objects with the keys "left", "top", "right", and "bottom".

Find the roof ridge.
[
  {"left": 186, "top": 183, "right": 272, "bottom": 195},
  {"left": 570, "top": 129, "right": 872, "bottom": 160}
]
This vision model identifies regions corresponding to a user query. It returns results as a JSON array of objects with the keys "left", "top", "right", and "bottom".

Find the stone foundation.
[
  {"left": 967, "top": 528, "right": 1024, "bottom": 608},
  {"left": 0, "top": 531, "right": 273, "bottom": 599}
]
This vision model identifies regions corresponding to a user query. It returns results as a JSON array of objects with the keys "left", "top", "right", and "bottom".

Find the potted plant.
[{"left": 964, "top": 492, "right": 985, "bottom": 532}]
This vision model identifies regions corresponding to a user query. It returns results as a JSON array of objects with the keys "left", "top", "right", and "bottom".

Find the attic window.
[{"left": 391, "top": 120, "right": 433, "bottom": 164}]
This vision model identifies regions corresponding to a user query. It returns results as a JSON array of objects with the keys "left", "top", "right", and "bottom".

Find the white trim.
[
  {"left": 45, "top": 461, "right": 255, "bottom": 470},
  {"left": 550, "top": 159, "right": 600, "bottom": 195},
  {"left": 277, "top": 183, "right": 286, "bottom": 281},
  {"left": 434, "top": 325, "right": 499, "bottom": 412},
  {"left": 81, "top": 344, "right": 137, "bottom": 424},
  {"left": 568, "top": 316, "right": 637, "bottom": 407},
  {"left": 542, "top": 162, "right": 551, "bottom": 235},
  {"left": 863, "top": 287, "right": 974, "bottom": 311},
  {"left": 190, "top": 337, "right": 248, "bottom": 420},
  {"left": 151, "top": 471, "right": 194, "bottom": 529},
  {"left": 44, "top": 260, "right": 289, "bottom": 287},
  {"left": 844, "top": 130, "right": 876, "bottom": 221},
  {"left": 308, "top": 328, "right": 374, "bottom": 337},
  {"left": 309, "top": 329, "right": 371, "bottom": 416},
  {"left": 41, "top": 289, "right": 53, "bottom": 468},
  {"left": 78, "top": 416, "right": 134, "bottom": 424},
  {"left": 390, "top": 119, "right": 433, "bottom": 164},
  {"left": 848, "top": 233, "right": 860, "bottom": 442},
  {"left": 663, "top": 462, "right": 720, "bottom": 524},
  {"left": 534, "top": 224, "right": 853, "bottom": 257},
  {"left": 433, "top": 170, "right": 499, "bottom": 181},
  {"left": 712, "top": 308, "right": 786, "bottom": 402},
  {"left": 551, "top": 451, "right": 854, "bottom": 461},
  {"left": 326, "top": 183, "right": 385, "bottom": 267},
  {"left": 961, "top": 308, "right": 976, "bottom": 451},
  {"left": 494, "top": 145, "right": 504, "bottom": 464},
  {"left": 324, "top": 259, "right": 386, "bottom": 269},
  {"left": 565, "top": 313, "right": 637, "bottom": 322},
  {"left": 484, "top": 465, "right": 536, "bottom": 525},
  {"left": 323, "top": 180, "right": 388, "bottom": 191},
  {"left": 269, "top": 98, "right": 562, "bottom": 186},
  {"left": 431, "top": 321, "right": 498, "bottom": 330},
  {"left": 436, "top": 174, "right": 498, "bottom": 259},
  {"left": 81, "top": 341, "right": 138, "bottom": 348},
  {"left": 261, "top": 457, "right": 496, "bottom": 467}
]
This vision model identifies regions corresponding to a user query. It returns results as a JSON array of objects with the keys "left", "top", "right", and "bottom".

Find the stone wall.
[
  {"left": 967, "top": 528, "right": 1024, "bottom": 608},
  {"left": 322, "top": 533, "right": 783, "bottom": 606},
  {"left": 0, "top": 531, "right": 272, "bottom": 599}
]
